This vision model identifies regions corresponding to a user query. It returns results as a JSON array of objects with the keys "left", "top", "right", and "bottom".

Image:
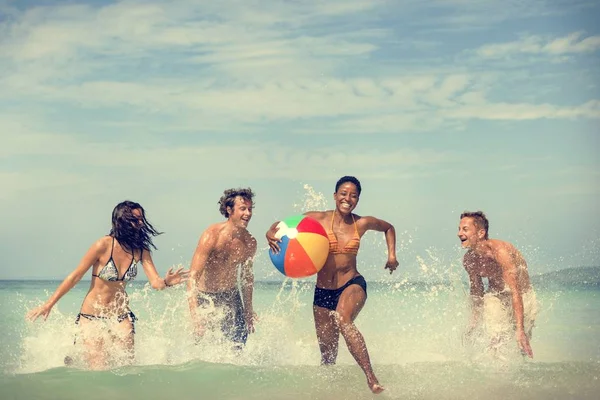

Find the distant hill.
[{"left": 531, "top": 266, "right": 600, "bottom": 288}]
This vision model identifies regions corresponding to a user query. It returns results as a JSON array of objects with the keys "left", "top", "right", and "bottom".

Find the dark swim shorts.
[{"left": 196, "top": 288, "right": 248, "bottom": 345}]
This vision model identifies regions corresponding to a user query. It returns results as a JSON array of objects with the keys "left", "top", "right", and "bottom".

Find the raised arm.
[
  {"left": 26, "top": 238, "right": 107, "bottom": 321},
  {"left": 362, "top": 216, "right": 398, "bottom": 274},
  {"left": 241, "top": 237, "right": 258, "bottom": 333},
  {"left": 187, "top": 228, "right": 217, "bottom": 322},
  {"left": 496, "top": 246, "right": 533, "bottom": 358},
  {"left": 140, "top": 249, "right": 189, "bottom": 290}
]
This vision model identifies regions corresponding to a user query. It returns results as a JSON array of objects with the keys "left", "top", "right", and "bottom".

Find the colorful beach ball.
[{"left": 269, "top": 215, "right": 329, "bottom": 278}]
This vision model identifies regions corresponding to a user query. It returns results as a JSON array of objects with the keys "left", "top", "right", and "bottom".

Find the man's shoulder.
[
  {"left": 488, "top": 239, "right": 516, "bottom": 254},
  {"left": 199, "top": 222, "right": 227, "bottom": 241},
  {"left": 207, "top": 221, "right": 228, "bottom": 232},
  {"left": 488, "top": 237, "right": 513, "bottom": 244}
]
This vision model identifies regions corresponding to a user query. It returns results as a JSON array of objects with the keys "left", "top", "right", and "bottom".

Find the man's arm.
[
  {"left": 464, "top": 253, "right": 485, "bottom": 330},
  {"left": 240, "top": 237, "right": 257, "bottom": 333},
  {"left": 187, "top": 228, "right": 217, "bottom": 325},
  {"left": 496, "top": 245, "right": 533, "bottom": 358}
]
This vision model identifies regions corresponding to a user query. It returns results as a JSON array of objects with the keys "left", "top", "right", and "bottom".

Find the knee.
[
  {"left": 335, "top": 312, "right": 353, "bottom": 327},
  {"left": 337, "top": 318, "right": 356, "bottom": 336}
]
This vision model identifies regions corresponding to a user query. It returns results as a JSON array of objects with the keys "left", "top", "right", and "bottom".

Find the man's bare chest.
[
  {"left": 211, "top": 241, "right": 248, "bottom": 264},
  {"left": 468, "top": 255, "right": 502, "bottom": 279}
]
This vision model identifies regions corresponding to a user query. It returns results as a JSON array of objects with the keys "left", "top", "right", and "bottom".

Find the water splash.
[
  {"left": 292, "top": 183, "right": 328, "bottom": 214},
  {"left": 8, "top": 183, "right": 568, "bottom": 377}
]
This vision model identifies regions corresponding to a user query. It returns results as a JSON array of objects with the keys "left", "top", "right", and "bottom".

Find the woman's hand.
[
  {"left": 26, "top": 303, "right": 54, "bottom": 321},
  {"left": 384, "top": 257, "right": 399, "bottom": 274},
  {"left": 164, "top": 267, "right": 190, "bottom": 287},
  {"left": 266, "top": 223, "right": 282, "bottom": 253}
]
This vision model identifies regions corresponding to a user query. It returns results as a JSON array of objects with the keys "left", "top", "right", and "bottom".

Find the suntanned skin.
[
  {"left": 26, "top": 208, "right": 189, "bottom": 369},
  {"left": 267, "top": 182, "right": 398, "bottom": 394},
  {"left": 187, "top": 197, "right": 257, "bottom": 339},
  {"left": 458, "top": 216, "right": 534, "bottom": 358}
]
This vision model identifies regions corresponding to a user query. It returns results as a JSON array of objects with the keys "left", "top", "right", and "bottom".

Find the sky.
[{"left": 0, "top": 0, "right": 598, "bottom": 281}]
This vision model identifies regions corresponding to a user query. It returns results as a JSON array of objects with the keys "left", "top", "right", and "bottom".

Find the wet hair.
[
  {"left": 460, "top": 211, "right": 489, "bottom": 240},
  {"left": 109, "top": 200, "right": 162, "bottom": 253},
  {"left": 218, "top": 188, "right": 255, "bottom": 218},
  {"left": 335, "top": 176, "right": 362, "bottom": 195}
]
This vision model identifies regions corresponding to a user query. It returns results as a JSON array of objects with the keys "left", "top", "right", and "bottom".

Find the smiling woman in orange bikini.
[
  {"left": 266, "top": 176, "right": 398, "bottom": 394},
  {"left": 26, "top": 201, "right": 189, "bottom": 369}
]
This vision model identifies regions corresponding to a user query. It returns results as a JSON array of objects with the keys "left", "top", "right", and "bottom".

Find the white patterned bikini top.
[{"left": 92, "top": 237, "right": 139, "bottom": 282}]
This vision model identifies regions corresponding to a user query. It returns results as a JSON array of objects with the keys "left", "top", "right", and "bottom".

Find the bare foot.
[
  {"left": 368, "top": 380, "right": 385, "bottom": 394},
  {"left": 371, "top": 383, "right": 385, "bottom": 394}
]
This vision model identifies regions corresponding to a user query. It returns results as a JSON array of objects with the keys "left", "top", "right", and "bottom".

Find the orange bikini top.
[{"left": 328, "top": 212, "right": 361, "bottom": 255}]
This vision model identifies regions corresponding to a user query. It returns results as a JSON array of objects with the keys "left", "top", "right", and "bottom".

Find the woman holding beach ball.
[{"left": 266, "top": 176, "right": 399, "bottom": 394}]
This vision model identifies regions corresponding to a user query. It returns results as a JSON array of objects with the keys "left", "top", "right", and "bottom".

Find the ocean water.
[{"left": 1, "top": 272, "right": 599, "bottom": 400}]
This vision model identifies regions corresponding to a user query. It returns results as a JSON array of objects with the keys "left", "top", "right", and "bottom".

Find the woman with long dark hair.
[{"left": 27, "top": 200, "right": 188, "bottom": 369}]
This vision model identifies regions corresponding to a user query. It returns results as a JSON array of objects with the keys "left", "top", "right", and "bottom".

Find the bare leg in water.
[
  {"left": 78, "top": 319, "right": 109, "bottom": 370},
  {"left": 112, "top": 318, "right": 135, "bottom": 365},
  {"left": 314, "top": 305, "right": 340, "bottom": 365},
  {"left": 313, "top": 284, "right": 384, "bottom": 394}
]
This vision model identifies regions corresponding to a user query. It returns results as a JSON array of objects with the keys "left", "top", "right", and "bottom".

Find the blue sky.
[{"left": 1, "top": 0, "right": 598, "bottom": 281}]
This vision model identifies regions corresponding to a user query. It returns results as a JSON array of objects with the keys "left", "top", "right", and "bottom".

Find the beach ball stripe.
[
  {"left": 296, "top": 216, "right": 325, "bottom": 234},
  {"left": 269, "top": 235, "right": 290, "bottom": 276},
  {"left": 269, "top": 215, "right": 329, "bottom": 278},
  {"left": 282, "top": 239, "right": 318, "bottom": 278},
  {"left": 295, "top": 233, "right": 329, "bottom": 268}
]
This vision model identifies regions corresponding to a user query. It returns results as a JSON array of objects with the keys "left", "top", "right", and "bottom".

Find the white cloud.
[
  {"left": 445, "top": 100, "right": 600, "bottom": 121},
  {"left": 476, "top": 32, "right": 600, "bottom": 59},
  {"left": 0, "top": 143, "right": 457, "bottom": 202},
  {"left": 0, "top": 0, "right": 598, "bottom": 139}
]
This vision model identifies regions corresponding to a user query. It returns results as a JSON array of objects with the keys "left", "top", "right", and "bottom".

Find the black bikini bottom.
[
  {"left": 313, "top": 275, "right": 367, "bottom": 311},
  {"left": 75, "top": 310, "right": 137, "bottom": 333}
]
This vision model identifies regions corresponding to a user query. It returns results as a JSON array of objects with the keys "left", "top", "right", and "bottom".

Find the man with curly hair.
[{"left": 187, "top": 188, "right": 257, "bottom": 350}]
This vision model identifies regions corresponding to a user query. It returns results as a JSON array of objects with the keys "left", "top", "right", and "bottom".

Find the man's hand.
[
  {"left": 516, "top": 330, "right": 533, "bottom": 358},
  {"left": 193, "top": 317, "right": 206, "bottom": 339},
  {"left": 245, "top": 311, "right": 258, "bottom": 334}
]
